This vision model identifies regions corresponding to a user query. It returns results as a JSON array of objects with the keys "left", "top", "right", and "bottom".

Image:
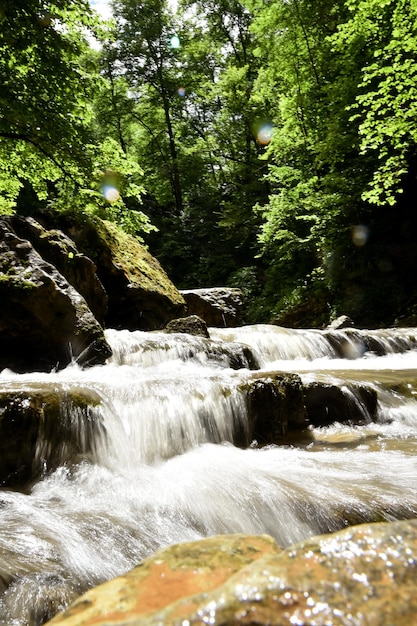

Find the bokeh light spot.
[
  {"left": 170, "top": 35, "right": 181, "bottom": 49},
  {"left": 253, "top": 120, "right": 274, "bottom": 145},
  {"left": 102, "top": 186, "right": 120, "bottom": 203},
  {"left": 177, "top": 86, "right": 186, "bottom": 97},
  {"left": 99, "top": 170, "right": 121, "bottom": 203},
  {"left": 351, "top": 225, "right": 369, "bottom": 247}
]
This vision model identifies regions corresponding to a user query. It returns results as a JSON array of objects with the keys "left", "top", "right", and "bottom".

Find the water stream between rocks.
[{"left": 0, "top": 324, "right": 417, "bottom": 624}]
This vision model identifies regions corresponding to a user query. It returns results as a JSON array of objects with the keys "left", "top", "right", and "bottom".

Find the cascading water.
[{"left": 0, "top": 324, "right": 417, "bottom": 625}]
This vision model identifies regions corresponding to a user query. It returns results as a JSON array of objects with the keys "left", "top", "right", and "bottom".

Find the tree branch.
[{"left": 0, "top": 131, "right": 83, "bottom": 187}]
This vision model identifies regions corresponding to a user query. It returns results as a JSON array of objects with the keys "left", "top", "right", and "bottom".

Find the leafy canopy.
[{"left": 0, "top": 0, "right": 150, "bottom": 235}]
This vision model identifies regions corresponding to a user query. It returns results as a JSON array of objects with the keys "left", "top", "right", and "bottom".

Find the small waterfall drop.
[{"left": 0, "top": 324, "right": 417, "bottom": 624}]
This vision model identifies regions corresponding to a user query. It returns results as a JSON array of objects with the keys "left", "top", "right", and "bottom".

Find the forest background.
[{"left": 1, "top": 0, "right": 417, "bottom": 328}]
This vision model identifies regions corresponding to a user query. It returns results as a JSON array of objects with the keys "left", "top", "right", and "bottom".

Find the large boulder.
[
  {"left": 181, "top": 287, "right": 244, "bottom": 327},
  {"left": 0, "top": 219, "right": 112, "bottom": 373},
  {"left": 56, "top": 216, "right": 186, "bottom": 331},
  {"left": 6, "top": 215, "right": 108, "bottom": 326},
  {"left": 46, "top": 519, "right": 417, "bottom": 626}
]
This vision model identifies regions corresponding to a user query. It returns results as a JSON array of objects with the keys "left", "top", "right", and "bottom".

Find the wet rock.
[
  {"left": 0, "top": 219, "right": 112, "bottom": 373},
  {"left": 327, "top": 315, "right": 354, "bottom": 330},
  {"left": 46, "top": 519, "right": 417, "bottom": 626},
  {"left": 244, "top": 374, "right": 307, "bottom": 445},
  {"left": 45, "top": 534, "right": 281, "bottom": 626},
  {"left": 0, "top": 387, "right": 105, "bottom": 487},
  {"left": 193, "top": 339, "right": 259, "bottom": 371},
  {"left": 211, "top": 341, "right": 259, "bottom": 370},
  {"left": 6, "top": 215, "right": 108, "bottom": 326},
  {"left": 303, "top": 381, "right": 378, "bottom": 427},
  {"left": 181, "top": 287, "right": 244, "bottom": 327},
  {"left": 165, "top": 315, "right": 210, "bottom": 338},
  {"left": 56, "top": 216, "right": 186, "bottom": 331},
  {"left": 345, "top": 328, "right": 389, "bottom": 356},
  {"left": 2, "top": 574, "right": 78, "bottom": 626}
]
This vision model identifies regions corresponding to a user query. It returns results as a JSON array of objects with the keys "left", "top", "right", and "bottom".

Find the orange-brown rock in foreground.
[{"left": 47, "top": 519, "right": 417, "bottom": 626}]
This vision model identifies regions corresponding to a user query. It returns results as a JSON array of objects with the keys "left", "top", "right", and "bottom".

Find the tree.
[
  {"left": 248, "top": 0, "right": 417, "bottom": 325},
  {"left": 179, "top": 0, "right": 270, "bottom": 249},
  {"left": 0, "top": 0, "right": 98, "bottom": 210},
  {"left": 0, "top": 0, "right": 152, "bottom": 238},
  {"left": 333, "top": 0, "right": 417, "bottom": 206},
  {"left": 106, "top": 0, "right": 270, "bottom": 290},
  {"left": 110, "top": 0, "right": 185, "bottom": 213},
  {"left": 246, "top": 0, "right": 361, "bottom": 321}
]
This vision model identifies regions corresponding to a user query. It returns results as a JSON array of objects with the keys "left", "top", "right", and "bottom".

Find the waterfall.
[{"left": 0, "top": 324, "right": 417, "bottom": 624}]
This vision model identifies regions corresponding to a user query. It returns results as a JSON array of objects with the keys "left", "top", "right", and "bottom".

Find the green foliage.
[
  {"left": 248, "top": 0, "right": 362, "bottom": 308},
  {"left": 2, "top": 0, "right": 417, "bottom": 325},
  {"left": 334, "top": 0, "right": 417, "bottom": 205},
  {"left": 0, "top": 0, "right": 149, "bottom": 237},
  {"left": 51, "top": 137, "right": 153, "bottom": 237},
  {"left": 0, "top": 0, "right": 97, "bottom": 200},
  {"left": 243, "top": 0, "right": 417, "bottom": 324}
]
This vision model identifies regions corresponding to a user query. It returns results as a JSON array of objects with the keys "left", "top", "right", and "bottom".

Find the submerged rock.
[
  {"left": 303, "top": 381, "right": 378, "bottom": 427},
  {"left": 0, "top": 219, "right": 112, "bottom": 373},
  {"left": 2, "top": 573, "right": 79, "bottom": 626},
  {"left": 46, "top": 519, "right": 417, "bottom": 626}
]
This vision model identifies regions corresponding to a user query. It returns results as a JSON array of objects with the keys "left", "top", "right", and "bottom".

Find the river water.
[{"left": 0, "top": 324, "right": 417, "bottom": 624}]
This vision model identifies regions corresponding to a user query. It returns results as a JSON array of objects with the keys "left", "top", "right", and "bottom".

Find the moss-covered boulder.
[
  {"left": 46, "top": 519, "right": 417, "bottom": 626},
  {"left": 0, "top": 386, "right": 105, "bottom": 488},
  {"left": 57, "top": 216, "right": 186, "bottom": 330}
]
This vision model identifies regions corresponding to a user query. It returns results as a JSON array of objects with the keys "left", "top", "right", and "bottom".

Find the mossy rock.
[
  {"left": 54, "top": 215, "right": 186, "bottom": 330},
  {"left": 0, "top": 386, "right": 105, "bottom": 488}
]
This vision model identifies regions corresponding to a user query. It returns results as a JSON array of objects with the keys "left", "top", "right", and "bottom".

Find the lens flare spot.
[
  {"left": 170, "top": 35, "right": 181, "bottom": 49},
  {"left": 253, "top": 121, "right": 274, "bottom": 145},
  {"left": 177, "top": 86, "right": 186, "bottom": 97},
  {"left": 99, "top": 170, "right": 121, "bottom": 203},
  {"left": 351, "top": 225, "right": 369, "bottom": 247},
  {"left": 102, "top": 185, "right": 120, "bottom": 203}
]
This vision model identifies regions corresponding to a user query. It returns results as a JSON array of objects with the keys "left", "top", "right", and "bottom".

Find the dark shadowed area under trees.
[{"left": 1, "top": 0, "right": 417, "bottom": 328}]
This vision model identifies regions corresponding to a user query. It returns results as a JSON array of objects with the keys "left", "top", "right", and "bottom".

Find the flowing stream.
[{"left": 0, "top": 324, "right": 417, "bottom": 624}]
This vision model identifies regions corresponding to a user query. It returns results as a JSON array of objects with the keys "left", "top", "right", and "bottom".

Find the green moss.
[
  {"left": 96, "top": 220, "right": 185, "bottom": 305},
  {"left": 0, "top": 273, "right": 37, "bottom": 289}
]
